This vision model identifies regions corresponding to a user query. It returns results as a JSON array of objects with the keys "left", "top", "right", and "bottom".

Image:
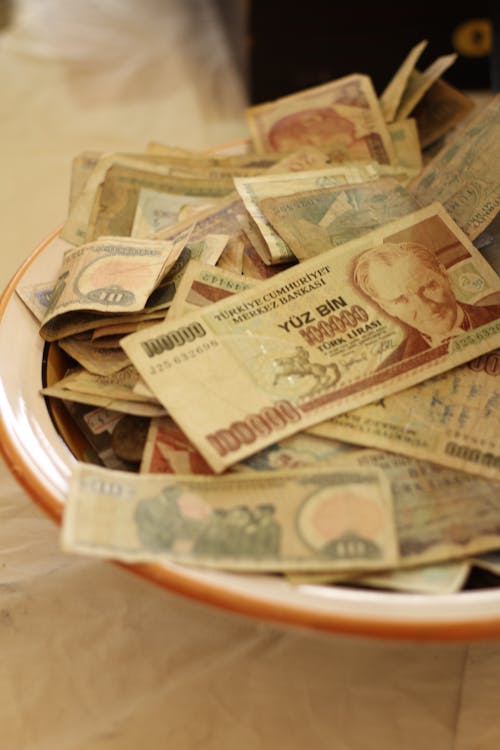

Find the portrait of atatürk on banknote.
[{"left": 352, "top": 231, "right": 500, "bottom": 369}]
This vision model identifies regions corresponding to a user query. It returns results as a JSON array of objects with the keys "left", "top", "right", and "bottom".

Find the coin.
[{"left": 111, "top": 415, "right": 150, "bottom": 463}]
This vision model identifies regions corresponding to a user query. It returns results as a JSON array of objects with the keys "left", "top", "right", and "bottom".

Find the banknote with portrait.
[
  {"left": 121, "top": 203, "right": 500, "bottom": 472},
  {"left": 245, "top": 73, "right": 397, "bottom": 166}
]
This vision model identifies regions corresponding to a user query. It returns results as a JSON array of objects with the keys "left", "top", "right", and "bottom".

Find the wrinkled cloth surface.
[{"left": 1, "top": 3, "right": 500, "bottom": 748}]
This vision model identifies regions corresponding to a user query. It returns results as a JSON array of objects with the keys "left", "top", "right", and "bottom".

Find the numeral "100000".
[{"left": 206, "top": 400, "right": 301, "bottom": 457}]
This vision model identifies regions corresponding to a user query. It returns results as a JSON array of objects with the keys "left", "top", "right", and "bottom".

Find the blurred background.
[
  {"left": 247, "top": 1, "right": 500, "bottom": 102},
  {"left": 0, "top": 0, "right": 250, "bottom": 289}
]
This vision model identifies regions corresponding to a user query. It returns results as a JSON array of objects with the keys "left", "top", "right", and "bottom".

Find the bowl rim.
[{"left": 2, "top": 227, "right": 500, "bottom": 642}]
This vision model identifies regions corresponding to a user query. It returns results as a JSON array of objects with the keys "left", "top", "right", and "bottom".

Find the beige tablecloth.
[{"left": 1, "top": 3, "right": 499, "bottom": 748}]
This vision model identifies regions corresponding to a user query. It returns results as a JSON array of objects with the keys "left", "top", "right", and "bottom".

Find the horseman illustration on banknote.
[{"left": 271, "top": 345, "right": 341, "bottom": 397}]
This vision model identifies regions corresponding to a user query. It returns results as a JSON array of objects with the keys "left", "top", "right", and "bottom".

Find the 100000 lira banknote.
[
  {"left": 122, "top": 204, "right": 500, "bottom": 472},
  {"left": 139, "top": 415, "right": 355, "bottom": 475}
]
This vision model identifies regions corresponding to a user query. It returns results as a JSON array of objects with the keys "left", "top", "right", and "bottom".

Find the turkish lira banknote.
[
  {"left": 409, "top": 95, "right": 500, "bottom": 239},
  {"left": 62, "top": 462, "right": 398, "bottom": 573},
  {"left": 121, "top": 203, "right": 500, "bottom": 472},
  {"left": 259, "top": 177, "right": 420, "bottom": 260},
  {"left": 311, "top": 349, "right": 500, "bottom": 481},
  {"left": 246, "top": 73, "right": 397, "bottom": 165}
]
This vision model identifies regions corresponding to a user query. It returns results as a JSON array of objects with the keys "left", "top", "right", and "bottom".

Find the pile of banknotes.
[{"left": 18, "top": 41, "right": 500, "bottom": 594}]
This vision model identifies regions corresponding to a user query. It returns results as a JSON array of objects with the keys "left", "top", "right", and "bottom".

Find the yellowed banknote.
[
  {"left": 151, "top": 196, "right": 259, "bottom": 300},
  {"left": 61, "top": 153, "right": 166, "bottom": 244},
  {"left": 131, "top": 188, "right": 214, "bottom": 238},
  {"left": 259, "top": 177, "right": 420, "bottom": 260},
  {"left": 394, "top": 53, "right": 458, "bottom": 121},
  {"left": 57, "top": 338, "right": 130, "bottom": 376},
  {"left": 42, "top": 364, "right": 156, "bottom": 404},
  {"left": 90, "top": 318, "right": 165, "bottom": 342},
  {"left": 246, "top": 73, "right": 397, "bottom": 165},
  {"left": 234, "top": 164, "right": 379, "bottom": 263},
  {"left": 86, "top": 149, "right": 287, "bottom": 242},
  {"left": 311, "top": 349, "right": 500, "bottom": 481},
  {"left": 139, "top": 415, "right": 355, "bottom": 475},
  {"left": 39, "top": 236, "right": 182, "bottom": 341},
  {"left": 409, "top": 94, "right": 500, "bottom": 240},
  {"left": 379, "top": 39, "right": 428, "bottom": 122},
  {"left": 41, "top": 309, "right": 167, "bottom": 344},
  {"left": 84, "top": 163, "right": 237, "bottom": 243},
  {"left": 216, "top": 231, "right": 247, "bottom": 275},
  {"left": 68, "top": 150, "right": 102, "bottom": 211},
  {"left": 289, "top": 447, "right": 500, "bottom": 576},
  {"left": 288, "top": 560, "right": 471, "bottom": 594},
  {"left": 62, "top": 149, "right": 283, "bottom": 244},
  {"left": 62, "top": 462, "right": 398, "bottom": 573},
  {"left": 16, "top": 280, "right": 54, "bottom": 322},
  {"left": 387, "top": 118, "right": 422, "bottom": 173},
  {"left": 166, "top": 259, "right": 258, "bottom": 321},
  {"left": 121, "top": 203, "right": 500, "bottom": 472},
  {"left": 41, "top": 385, "right": 167, "bottom": 417},
  {"left": 342, "top": 449, "right": 500, "bottom": 567},
  {"left": 411, "top": 77, "right": 475, "bottom": 148}
]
